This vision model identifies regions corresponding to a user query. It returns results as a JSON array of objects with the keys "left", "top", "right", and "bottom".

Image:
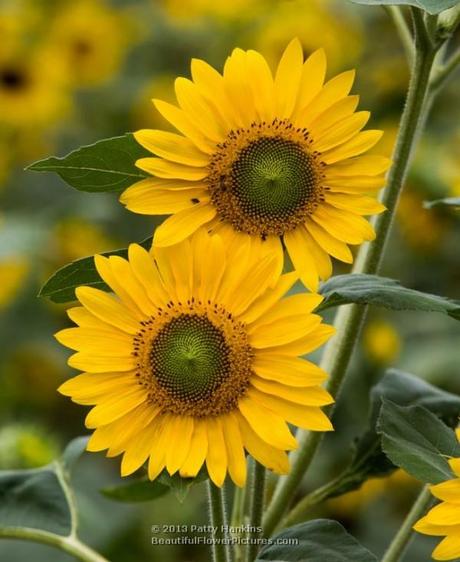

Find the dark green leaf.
[
  {"left": 62, "top": 436, "right": 89, "bottom": 472},
  {"left": 157, "top": 469, "right": 208, "bottom": 503},
  {"left": 378, "top": 401, "right": 460, "bottom": 483},
  {"left": 38, "top": 237, "right": 152, "bottom": 303},
  {"left": 424, "top": 197, "right": 460, "bottom": 209},
  {"left": 27, "top": 134, "right": 149, "bottom": 192},
  {"left": 321, "top": 370, "right": 460, "bottom": 500},
  {"left": 318, "top": 274, "right": 460, "bottom": 320},
  {"left": 101, "top": 478, "right": 169, "bottom": 503},
  {"left": 0, "top": 468, "right": 71, "bottom": 535},
  {"left": 257, "top": 520, "right": 377, "bottom": 562},
  {"left": 348, "top": 0, "right": 460, "bottom": 15}
]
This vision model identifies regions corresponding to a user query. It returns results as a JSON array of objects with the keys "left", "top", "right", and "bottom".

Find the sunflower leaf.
[
  {"left": 101, "top": 478, "right": 169, "bottom": 503},
  {"left": 347, "top": 0, "right": 460, "bottom": 15},
  {"left": 424, "top": 196, "right": 460, "bottom": 209},
  {"left": 157, "top": 469, "right": 208, "bottom": 503},
  {"left": 317, "top": 273, "right": 460, "bottom": 320},
  {"left": 27, "top": 134, "right": 149, "bottom": 192},
  {"left": 38, "top": 237, "right": 152, "bottom": 303},
  {"left": 256, "top": 520, "right": 377, "bottom": 561},
  {"left": 317, "top": 370, "right": 460, "bottom": 500},
  {"left": 378, "top": 401, "right": 460, "bottom": 483}
]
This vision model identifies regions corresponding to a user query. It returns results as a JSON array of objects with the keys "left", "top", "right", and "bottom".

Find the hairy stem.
[
  {"left": 263, "top": 11, "right": 438, "bottom": 537},
  {"left": 207, "top": 481, "right": 231, "bottom": 562},
  {"left": 245, "top": 462, "right": 266, "bottom": 562},
  {"left": 0, "top": 528, "right": 109, "bottom": 562},
  {"left": 381, "top": 485, "right": 433, "bottom": 562}
]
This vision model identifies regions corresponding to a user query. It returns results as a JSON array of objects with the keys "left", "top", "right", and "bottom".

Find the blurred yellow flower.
[
  {"left": 362, "top": 319, "right": 401, "bottom": 365},
  {"left": 254, "top": 0, "right": 363, "bottom": 72},
  {"left": 0, "top": 258, "right": 29, "bottom": 308},
  {"left": 0, "top": 423, "right": 60, "bottom": 469},
  {"left": 47, "top": 0, "right": 135, "bottom": 87}
]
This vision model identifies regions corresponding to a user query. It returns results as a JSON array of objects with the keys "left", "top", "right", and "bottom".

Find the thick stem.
[
  {"left": 245, "top": 462, "right": 266, "bottom": 562},
  {"left": 381, "top": 485, "right": 433, "bottom": 562},
  {"left": 207, "top": 481, "right": 231, "bottom": 562},
  {"left": 0, "top": 528, "right": 108, "bottom": 562},
  {"left": 263, "top": 18, "right": 437, "bottom": 537}
]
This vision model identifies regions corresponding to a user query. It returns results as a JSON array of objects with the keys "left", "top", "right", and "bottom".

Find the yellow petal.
[
  {"left": 325, "top": 175, "right": 387, "bottom": 193},
  {"left": 293, "top": 48, "right": 327, "bottom": 117},
  {"left": 313, "top": 112, "right": 370, "bottom": 153},
  {"left": 249, "top": 293, "right": 323, "bottom": 332},
  {"left": 179, "top": 419, "right": 208, "bottom": 478},
  {"left": 153, "top": 99, "right": 215, "bottom": 154},
  {"left": 252, "top": 378, "right": 333, "bottom": 407},
  {"left": 136, "top": 157, "right": 208, "bottom": 181},
  {"left": 120, "top": 411, "right": 163, "bottom": 476},
  {"left": 127, "top": 244, "right": 169, "bottom": 308},
  {"left": 449, "top": 458, "right": 460, "bottom": 477},
  {"left": 120, "top": 178, "right": 208, "bottom": 215},
  {"left": 274, "top": 38, "right": 304, "bottom": 118},
  {"left": 264, "top": 324, "right": 335, "bottom": 356},
  {"left": 424, "top": 502, "right": 460, "bottom": 525},
  {"left": 433, "top": 534, "right": 460, "bottom": 561},
  {"left": 108, "top": 255, "right": 156, "bottom": 314},
  {"left": 304, "top": 220, "right": 353, "bottom": 263},
  {"left": 206, "top": 418, "right": 227, "bottom": 487},
  {"left": 165, "top": 416, "right": 194, "bottom": 475},
  {"left": 240, "top": 271, "right": 298, "bottom": 324},
  {"left": 75, "top": 287, "right": 139, "bottom": 335},
  {"left": 253, "top": 353, "right": 328, "bottom": 387},
  {"left": 326, "top": 155, "right": 391, "bottom": 177},
  {"left": 85, "top": 387, "right": 147, "bottom": 428},
  {"left": 321, "top": 130, "right": 383, "bottom": 164},
  {"left": 222, "top": 413, "right": 247, "bottom": 487},
  {"left": 148, "top": 415, "right": 171, "bottom": 480},
  {"left": 325, "top": 193, "right": 386, "bottom": 215},
  {"left": 237, "top": 412, "right": 289, "bottom": 474},
  {"left": 153, "top": 203, "right": 216, "bottom": 247},
  {"left": 223, "top": 48, "right": 257, "bottom": 127},
  {"left": 301, "top": 227, "right": 333, "bottom": 280},
  {"left": 308, "top": 95, "right": 360, "bottom": 137},
  {"left": 248, "top": 388, "right": 333, "bottom": 432},
  {"left": 238, "top": 395, "right": 297, "bottom": 451},
  {"left": 58, "top": 372, "right": 135, "bottom": 402},
  {"left": 311, "top": 204, "right": 375, "bottom": 244},
  {"left": 134, "top": 129, "right": 209, "bottom": 166},
  {"left": 414, "top": 516, "right": 460, "bottom": 536},
  {"left": 55, "top": 327, "right": 132, "bottom": 353},
  {"left": 430, "top": 480, "right": 460, "bottom": 504},
  {"left": 284, "top": 228, "right": 319, "bottom": 291},
  {"left": 198, "top": 234, "right": 226, "bottom": 303},
  {"left": 246, "top": 50, "right": 275, "bottom": 122},
  {"left": 68, "top": 352, "right": 135, "bottom": 373},
  {"left": 250, "top": 314, "right": 322, "bottom": 349}
]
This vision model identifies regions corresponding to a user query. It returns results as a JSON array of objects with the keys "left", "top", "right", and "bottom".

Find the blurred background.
[{"left": 0, "top": 0, "right": 459, "bottom": 560}]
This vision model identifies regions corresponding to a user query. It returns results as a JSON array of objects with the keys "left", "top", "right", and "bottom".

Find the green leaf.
[
  {"left": 424, "top": 196, "right": 460, "bottom": 209},
  {"left": 256, "top": 520, "right": 377, "bottom": 562},
  {"left": 378, "top": 401, "right": 460, "bottom": 483},
  {"left": 38, "top": 237, "right": 152, "bottom": 303},
  {"left": 27, "top": 134, "right": 149, "bottom": 192},
  {"left": 320, "top": 370, "right": 460, "bottom": 500},
  {"left": 62, "top": 436, "right": 89, "bottom": 472},
  {"left": 0, "top": 468, "right": 71, "bottom": 535},
  {"left": 318, "top": 274, "right": 460, "bottom": 320},
  {"left": 157, "top": 469, "right": 208, "bottom": 503},
  {"left": 348, "top": 0, "right": 460, "bottom": 15},
  {"left": 101, "top": 478, "right": 169, "bottom": 503}
]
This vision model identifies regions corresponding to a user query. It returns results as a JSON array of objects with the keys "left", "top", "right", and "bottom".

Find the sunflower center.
[
  {"left": 133, "top": 302, "right": 253, "bottom": 417},
  {"left": 149, "top": 314, "right": 230, "bottom": 402},
  {"left": 0, "top": 67, "right": 28, "bottom": 91},
  {"left": 208, "top": 119, "right": 324, "bottom": 238}
]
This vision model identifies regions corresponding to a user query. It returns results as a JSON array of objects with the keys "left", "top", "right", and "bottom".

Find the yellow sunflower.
[
  {"left": 414, "top": 433, "right": 460, "bottom": 561},
  {"left": 56, "top": 231, "right": 334, "bottom": 487},
  {"left": 121, "top": 38, "right": 389, "bottom": 291}
]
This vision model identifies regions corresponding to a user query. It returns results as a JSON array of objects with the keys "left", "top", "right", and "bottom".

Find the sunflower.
[
  {"left": 414, "top": 434, "right": 460, "bottom": 561},
  {"left": 56, "top": 231, "right": 334, "bottom": 487},
  {"left": 121, "top": 38, "right": 389, "bottom": 291}
]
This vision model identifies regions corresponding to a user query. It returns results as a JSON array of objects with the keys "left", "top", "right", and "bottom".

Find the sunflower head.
[
  {"left": 121, "top": 38, "right": 389, "bottom": 292},
  {"left": 56, "top": 230, "right": 334, "bottom": 487}
]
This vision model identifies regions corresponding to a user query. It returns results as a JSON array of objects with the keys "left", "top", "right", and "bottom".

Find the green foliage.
[
  {"left": 348, "top": 0, "right": 460, "bottom": 15},
  {"left": 424, "top": 196, "right": 460, "bottom": 208},
  {"left": 318, "top": 370, "right": 460, "bottom": 500},
  {"left": 256, "top": 520, "right": 377, "bottom": 561},
  {"left": 38, "top": 237, "right": 152, "bottom": 303},
  {"left": 102, "top": 469, "right": 208, "bottom": 504},
  {"left": 27, "top": 134, "right": 149, "bottom": 193},
  {"left": 378, "top": 401, "right": 460, "bottom": 483},
  {"left": 0, "top": 436, "right": 87, "bottom": 536},
  {"left": 318, "top": 274, "right": 460, "bottom": 320}
]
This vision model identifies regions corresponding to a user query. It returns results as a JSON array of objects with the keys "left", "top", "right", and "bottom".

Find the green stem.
[
  {"left": 0, "top": 528, "right": 108, "bottom": 562},
  {"left": 430, "top": 48, "right": 460, "bottom": 92},
  {"left": 381, "top": 485, "right": 433, "bottom": 562},
  {"left": 263, "top": 14, "right": 438, "bottom": 538},
  {"left": 245, "top": 462, "right": 266, "bottom": 562},
  {"left": 207, "top": 481, "right": 231, "bottom": 562}
]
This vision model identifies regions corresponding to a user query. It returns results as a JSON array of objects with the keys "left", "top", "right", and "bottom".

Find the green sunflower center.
[
  {"left": 207, "top": 120, "right": 324, "bottom": 238},
  {"left": 149, "top": 314, "right": 230, "bottom": 402},
  {"left": 231, "top": 136, "right": 317, "bottom": 219}
]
